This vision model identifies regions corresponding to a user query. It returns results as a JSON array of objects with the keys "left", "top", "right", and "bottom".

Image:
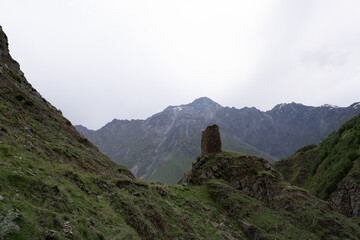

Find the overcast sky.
[{"left": 1, "top": 0, "right": 360, "bottom": 129}]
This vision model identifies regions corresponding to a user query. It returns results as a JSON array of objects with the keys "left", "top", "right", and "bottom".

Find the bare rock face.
[
  {"left": 330, "top": 181, "right": 360, "bottom": 218},
  {"left": 201, "top": 125, "right": 222, "bottom": 156},
  {"left": 0, "top": 26, "right": 21, "bottom": 72}
]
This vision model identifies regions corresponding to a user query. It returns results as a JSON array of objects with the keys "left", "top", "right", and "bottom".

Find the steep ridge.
[
  {"left": 0, "top": 27, "right": 129, "bottom": 178},
  {"left": 77, "top": 99, "right": 360, "bottom": 184},
  {"left": 275, "top": 114, "right": 360, "bottom": 218}
]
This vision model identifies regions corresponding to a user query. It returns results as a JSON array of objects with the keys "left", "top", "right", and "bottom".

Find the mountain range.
[{"left": 76, "top": 97, "right": 360, "bottom": 184}]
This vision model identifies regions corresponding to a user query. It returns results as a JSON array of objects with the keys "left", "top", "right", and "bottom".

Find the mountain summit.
[{"left": 190, "top": 96, "right": 219, "bottom": 105}]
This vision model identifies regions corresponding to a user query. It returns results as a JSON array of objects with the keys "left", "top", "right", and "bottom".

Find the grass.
[
  {"left": 222, "top": 135, "right": 272, "bottom": 160},
  {"left": 0, "top": 144, "right": 247, "bottom": 239},
  {"left": 274, "top": 145, "right": 319, "bottom": 186},
  {"left": 148, "top": 153, "right": 194, "bottom": 185},
  {"left": 206, "top": 178, "right": 360, "bottom": 239},
  {"left": 257, "top": 170, "right": 276, "bottom": 179}
]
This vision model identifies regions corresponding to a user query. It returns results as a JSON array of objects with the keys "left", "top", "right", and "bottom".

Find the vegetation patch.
[
  {"left": 14, "top": 95, "right": 24, "bottom": 102},
  {"left": 294, "top": 144, "right": 317, "bottom": 155},
  {"left": 304, "top": 115, "right": 360, "bottom": 200},
  {"left": 257, "top": 170, "right": 276, "bottom": 179}
]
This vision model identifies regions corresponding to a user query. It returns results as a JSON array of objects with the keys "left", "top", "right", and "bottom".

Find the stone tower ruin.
[{"left": 201, "top": 124, "right": 222, "bottom": 156}]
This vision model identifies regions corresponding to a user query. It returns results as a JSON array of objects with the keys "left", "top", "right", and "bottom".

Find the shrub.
[
  {"left": 15, "top": 94, "right": 24, "bottom": 101},
  {"left": 24, "top": 100, "right": 34, "bottom": 106},
  {"left": 9, "top": 70, "right": 21, "bottom": 83},
  {"left": 347, "top": 151, "right": 359, "bottom": 162},
  {"left": 294, "top": 144, "right": 317, "bottom": 155}
]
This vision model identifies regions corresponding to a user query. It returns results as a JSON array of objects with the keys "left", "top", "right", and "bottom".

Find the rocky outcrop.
[
  {"left": 179, "top": 152, "right": 284, "bottom": 203},
  {"left": 179, "top": 151, "right": 360, "bottom": 239},
  {"left": 330, "top": 181, "right": 360, "bottom": 218},
  {"left": 0, "top": 26, "right": 22, "bottom": 73},
  {"left": 201, "top": 125, "right": 221, "bottom": 156}
]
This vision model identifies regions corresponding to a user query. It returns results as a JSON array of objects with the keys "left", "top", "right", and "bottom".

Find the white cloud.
[
  {"left": 301, "top": 50, "right": 347, "bottom": 67},
  {"left": 1, "top": 0, "right": 360, "bottom": 129}
]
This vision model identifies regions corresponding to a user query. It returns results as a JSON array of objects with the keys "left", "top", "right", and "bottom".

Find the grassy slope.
[
  {"left": 0, "top": 151, "right": 245, "bottom": 239},
  {"left": 221, "top": 135, "right": 275, "bottom": 161},
  {"left": 180, "top": 152, "right": 360, "bottom": 239},
  {"left": 273, "top": 144, "right": 318, "bottom": 186},
  {"left": 148, "top": 152, "right": 193, "bottom": 185},
  {"left": 304, "top": 114, "right": 360, "bottom": 199},
  {"left": 207, "top": 179, "right": 359, "bottom": 240},
  {"left": 275, "top": 114, "right": 360, "bottom": 201}
]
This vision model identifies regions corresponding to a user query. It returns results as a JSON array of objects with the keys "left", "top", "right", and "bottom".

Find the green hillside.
[
  {"left": 273, "top": 144, "right": 318, "bottom": 187},
  {"left": 275, "top": 114, "right": 360, "bottom": 218},
  {"left": 304, "top": 115, "right": 360, "bottom": 199}
]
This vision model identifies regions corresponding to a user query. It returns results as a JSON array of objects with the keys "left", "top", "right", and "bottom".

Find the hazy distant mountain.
[{"left": 76, "top": 97, "right": 360, "bottom": 184}]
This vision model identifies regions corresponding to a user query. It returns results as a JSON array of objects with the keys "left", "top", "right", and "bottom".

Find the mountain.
[
  {"left": 216, "top": 101, "right": 360, "bottom": 158},
  {"left": 77, "top": 98, "right": 360, "bottom": 184},
  {"left": 1, "top": 26, "right": 359, "bottom": 239},
  {"left": 76, "top": 97, "right": 273, "bottom": 184},
  {"left": 274, "top": 113, "right": 360, "bottom": 218}
]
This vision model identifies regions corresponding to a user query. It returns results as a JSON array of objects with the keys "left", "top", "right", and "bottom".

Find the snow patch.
[
  {"left": 321, "top": 104, "right": 339, "bottom": 109},
  {"left": 131, "top": 164, "right": 139, "bottom": 175},
  {"left": 352, "top": 102, "right": 360, "bottom": 109},
  {"left": 289, "top": 104, "right": 297, "bottom": 113},
  {"left": 275, "top": 103, "right": 290, "bottom": 112},
  {"left": 173, "top": 106, "right": 182, "bottom": 111},
  {"left": 274, "top": 103, "right": 286, "bottom": 111}
]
